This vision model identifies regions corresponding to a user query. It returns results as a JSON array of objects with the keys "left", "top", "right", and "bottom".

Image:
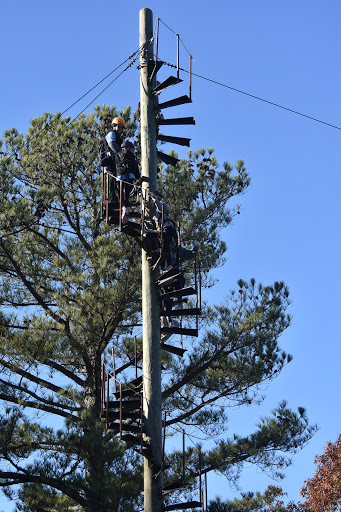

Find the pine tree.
[{"left": 0, "top": 105, "right": 316, "bottom": 512}]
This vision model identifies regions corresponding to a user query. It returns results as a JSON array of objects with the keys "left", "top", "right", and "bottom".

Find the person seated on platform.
[{"left": 115, "top": 140, "right": 140, "bottom": 224}]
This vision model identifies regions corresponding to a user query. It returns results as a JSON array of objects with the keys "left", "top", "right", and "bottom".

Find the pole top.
[{"left": 140, "top": 7, "right": 153, "bottom": 16}]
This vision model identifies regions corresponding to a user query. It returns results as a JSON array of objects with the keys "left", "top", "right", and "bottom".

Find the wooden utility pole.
[{"left": 139, "top": 8, "right": 163, "bottom": 512}]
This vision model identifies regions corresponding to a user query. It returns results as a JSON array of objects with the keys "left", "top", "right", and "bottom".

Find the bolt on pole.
[{"left": 139, "top": 7, "right": 163, "bottom": 512}]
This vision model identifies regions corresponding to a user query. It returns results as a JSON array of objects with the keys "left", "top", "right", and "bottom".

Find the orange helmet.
[{"left": 112, "top": 117, "right": 125, "bottom": 127}]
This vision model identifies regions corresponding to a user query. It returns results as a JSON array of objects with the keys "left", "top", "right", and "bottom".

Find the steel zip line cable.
[
  {"left": 150, "top": 18, "right": 339, "bottom": 131},
  {"left": 167, "top": 62, "right": 341, "bottom": 132}
]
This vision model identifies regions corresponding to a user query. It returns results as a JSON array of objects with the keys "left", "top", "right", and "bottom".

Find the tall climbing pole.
[{"left": 139, "top": 8, "right": 163, "bottom": 512}]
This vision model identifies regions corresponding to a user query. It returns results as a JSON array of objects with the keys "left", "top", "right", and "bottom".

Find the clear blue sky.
[{"left": 1, "top": 1, "right": 340, "bottom": 509}]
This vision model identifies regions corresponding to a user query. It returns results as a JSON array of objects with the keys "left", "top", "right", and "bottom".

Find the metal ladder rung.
[
  {"left": 121, "top": 434, "right": 149, "bottom": 447},
  {"left": 156, "top": 267, "right": 182, "bottom": 284},
  {"left": 106, "top": 422, "right": 143, "bottom": 434},
  {"left": 134, "top": 445, "right": 154, "bottom": 460},
  {"left": 157, "top": 95, "right": 192, "bottom": 110},
  {"left": 161, "top": 327, "right": 198, "bottom": 337},
  {"left": 164, "top": 501, "right": 202, "bottom": 511},
  {"left": 113, "top": 388, "right": 142, "bottom": 399},
  {"left": 104, "top": 411, "right": 141, "bottom": 421},
  {"left": 160, "top": 343, "right": 186, "bottom": 357},
  {"left": 103, "top": 399, "right": 141, "bottom": 410},
  {"left": 157, "top": 151, "right": 179, "bottom": 167},
  {"left": 161, "top": 287, "right": 196, "bottom": 299},
  {"left": 157, "top": 135, "right": 191, "bottom": 147},
  {"left": 126, "top": 375, "right": 143, "bottom": 387},
  {"left": 152, "top": 76, "right": 183, "bottom": 95},
  {"left": 160, "top": 308, "right": 201, "bottom": 317},
  {"left": 157, "top": 273, "right": 183, "bottom": 288},
  {"left": 148, "top": 59, "right": 164, "bottom": 80},
  {"left": 156, "top": 117, "right": 195, "bottom": 126},
  {"left": 161, "top": 478, "right": 186, "bottom": 494}
]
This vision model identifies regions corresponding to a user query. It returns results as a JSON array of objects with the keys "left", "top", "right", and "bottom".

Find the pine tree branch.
[
  {"left": 0, "top": 471, "right": 88, "bottom": 507},
  {"left": 0, "top": 377, "right": 80, "bottom": 412},
  {"left": 0, "top": 392, "right": 79, "bottom": 421},
  {"left": 0, "top": 239, "right": 92, "bottom": 369},
  {"left": 60, "top": 194, "right": 91, "bottom": 252},
  {"left": 162, "top": 340, "right": 230, "bottom": 400},
  {"left": 46, "top": 359, "right": 84, "bottom": 386},
  {"left": 165, "top": 389, "right": 231, "bottom": 427},
  {"left": 0, "top": 358, "right": 70, "bottom": 395},
  {"left": 0, "top": 238, "right": 69, "bottom": 328},
  {"left": 26, "top": 224, "right": 73, "bottom": 268}
]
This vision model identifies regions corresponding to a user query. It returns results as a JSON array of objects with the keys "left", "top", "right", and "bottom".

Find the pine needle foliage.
[{"left": 0, "top": 106, "right": 316, "bottom": 511}]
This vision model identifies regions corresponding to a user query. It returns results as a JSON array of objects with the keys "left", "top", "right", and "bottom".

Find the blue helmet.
[{"left": 122, "top": 140, "right": 134, "bottom": 149}]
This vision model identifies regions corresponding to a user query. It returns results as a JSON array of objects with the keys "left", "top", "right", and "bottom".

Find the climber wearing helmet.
[{"left": 105, "top": 117, "right": 125, "bottom": 153}]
